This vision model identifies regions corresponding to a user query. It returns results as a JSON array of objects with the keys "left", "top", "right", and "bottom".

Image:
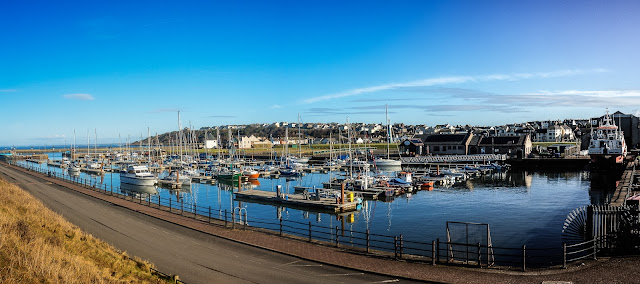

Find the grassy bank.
[{"left": 0, "top": 177, "right": 169, "bottom": 283}]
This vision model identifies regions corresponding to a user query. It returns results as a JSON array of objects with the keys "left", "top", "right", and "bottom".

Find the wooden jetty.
[
  {"left": 610, "top": 158, "right": 639, "bottom": 206},
  {"left": 157, "top": 179, "right": 182, "bottom": 189},
  {"left": 235, "top": 189, "right": 360, "bottom": 212}
]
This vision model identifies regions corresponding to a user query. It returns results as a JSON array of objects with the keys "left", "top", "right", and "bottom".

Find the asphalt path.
[{"left": 0, "top": 164, "right": 418, "bottom": 284}]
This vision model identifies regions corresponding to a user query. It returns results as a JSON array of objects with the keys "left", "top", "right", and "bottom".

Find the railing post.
[
  {"left": 232, "top": 209, "right": 236, "bottom": 230},
  {"left": 436, "top": 238, "right": 440, "bottom": 264},
  {"left": 366, "top": 229, "right": 370, "bottom": 253},
  {"left": 148, "top": 193, "right": 151, "bottom": 206},
  {"left": 308, "top": 222, "right": 312, "bottom": 242},
  {"left": 169, "top": 197, "right": 172, "bottom": 211},
  {"left": 522, "top": 245, "right": 526, "bottom": 272},
  {"left": 336, "top": 226, "right": 340, "bottom": 247},
  {"left": 243, "top": 211, "right": 247, "bottom": 230},
  {"left": 224, "top": 209, "right": 228, "bottom": 227},
  {"left": 432, "top": 240, "right": 436, "bottom": 265},
  {"left": 180, "top": 200, "right": 183, "bottom": 216},
  {"left": 394, "top": 236, "right": 398, "bottom": 259},
  {"left": 477, "top": 243, "right": 481, "bottom": 267},
  {"left": 208, "top": 206, "right": 211, "bottom": 223},
  {"left": 279, "top": 218, "right": 283, "bottom": 236},
  {"left": 399, "top": 234, "right": 404, "bottom": 259},
  {"left": 563, "top": 243, "right": 567, "bottom": 269},
  {"left": 593, "top": 237, "right": 597, "bottom": 260}
]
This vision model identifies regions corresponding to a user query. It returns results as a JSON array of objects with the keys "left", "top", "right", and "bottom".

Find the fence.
[{"left": 4, "top": 159, "right": 629, "bottom": 271}]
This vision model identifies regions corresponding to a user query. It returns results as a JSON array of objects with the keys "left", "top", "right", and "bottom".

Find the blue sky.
[{"left": 1, "top": 0, "right": 639, "bottom": 146}]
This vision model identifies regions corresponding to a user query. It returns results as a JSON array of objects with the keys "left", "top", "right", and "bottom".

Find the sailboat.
[
  {"left": 286, "top": 113, "right": 310, "bottom": 164},
  {"left": 373, "top": 104, "right": 402, "bottom": 166},
  {"left": 86, "top": 129, "right": 102, "bottom": 170},
  {"left": 217, "top": 126, "right": 242, "bottom": 181},
  {"left": 68, "top": 129, "right": 81, "bottom": 175}
]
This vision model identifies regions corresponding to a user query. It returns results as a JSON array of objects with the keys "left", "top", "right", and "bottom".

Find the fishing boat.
[
  {"left": 120, "top": 165, "right": 158, "bottom": 186},
  {"left": 588, "top": 110, "right": 627, "bottom": 166}
]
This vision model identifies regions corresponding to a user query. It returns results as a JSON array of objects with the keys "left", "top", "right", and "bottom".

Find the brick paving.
[{"left": 6, "top": 162, "right": 640, "bottom": 283}]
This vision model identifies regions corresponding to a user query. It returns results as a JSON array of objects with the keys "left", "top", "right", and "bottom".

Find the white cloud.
[
  {"left": 271, "top": 104, "right": 282, "bottom": 109},
  {"left": 303, "top": 68, "right": 609, "bottom": 104},
  {"left": 63, "top": 93, "right": 95, "bottom": 101}
]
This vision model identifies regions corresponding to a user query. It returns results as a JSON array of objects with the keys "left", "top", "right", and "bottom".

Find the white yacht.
[
  {"left": 68, "top": 162, "right": 81, "bottom": 175},
  {"left": 120, "top": 165, "right": 158, "bottom": 186}
]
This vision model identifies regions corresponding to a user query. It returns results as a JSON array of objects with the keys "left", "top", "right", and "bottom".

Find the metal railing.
[{"left": 5, "top": 160, "right": 617, "bottom": 271}]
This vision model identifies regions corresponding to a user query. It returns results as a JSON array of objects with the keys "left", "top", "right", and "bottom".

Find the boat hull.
[{"left": 120, "top": 175, "right": 158, "bottom": 186}]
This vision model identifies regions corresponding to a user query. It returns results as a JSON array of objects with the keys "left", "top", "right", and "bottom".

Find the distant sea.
[{"left": 1, "top": 144, "right": 143, "bottom": 151}]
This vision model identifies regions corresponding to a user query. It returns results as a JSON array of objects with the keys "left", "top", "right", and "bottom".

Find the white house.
[{"left": 204, "top": 140, "right": 219, "bottom": 149}]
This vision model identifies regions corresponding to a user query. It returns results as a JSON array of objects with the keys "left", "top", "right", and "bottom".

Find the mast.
[
  {"left": 347, "top": 117, "right": 353, "bottom": 180},
  {"left": 386, "top": 104, "right": 391, "bottom": 159},
  {"left": 298, "top": 113, "right": 302, "bottom": 158},
  {"left": 148, "top": 127, "right": 151, "bottom": 166},
  {"left": 87, "top": 130, "right": 90, "bottom": 162},
  {"left": 178, "top": 111, "right": 183, "bottom": 165},
  {"left": 94, "top": 129, "right": 98, "bottom": 164},
  {"left": 216, "top": 127, "right": 221, "bottom": 160}
]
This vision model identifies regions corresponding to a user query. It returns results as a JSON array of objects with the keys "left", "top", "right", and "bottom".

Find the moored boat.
[
  {"left": 120, "top": 165, "right": 158, "bottom": 186},
  {"left": 588, "top": 110, "right": 627, "bottom": 167}
]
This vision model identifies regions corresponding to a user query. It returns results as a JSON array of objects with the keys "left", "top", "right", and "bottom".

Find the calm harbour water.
[{"left": 24, "top": 153, "right": 607, "bottom": 252}]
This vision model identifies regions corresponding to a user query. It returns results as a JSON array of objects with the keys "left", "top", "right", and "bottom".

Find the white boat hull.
[
  {"left": 372, "top": 159, "right": 402, "bottom": 166},
  {"left": 120, "top": 175, "right": 157, "bottom": 186}
]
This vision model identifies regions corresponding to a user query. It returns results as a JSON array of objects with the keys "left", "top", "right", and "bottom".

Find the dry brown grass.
[{"left": 0, "top": 177, "right": 170, "bottom": 283}]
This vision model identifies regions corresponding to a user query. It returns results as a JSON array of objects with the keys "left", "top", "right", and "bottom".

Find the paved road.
[{"left": 0, "top": 164, "right": 418, "bottom": 284}]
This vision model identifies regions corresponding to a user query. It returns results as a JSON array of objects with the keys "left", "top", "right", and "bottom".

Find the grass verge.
[{"left": 0, "top": 176, "right": 171, "bottom": 283}]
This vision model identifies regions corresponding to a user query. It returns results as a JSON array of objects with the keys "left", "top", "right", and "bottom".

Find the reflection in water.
[
  {"left": 589, "top": 172, "right": 618, "bottom": 205},
  {"left": 468, "top": 171, "right": 533, "bottom": 189},
  {"left": 120, "top": 183, "right": 158, "bottom": 196},
  {"left": 20, "top": 160, "right": 596, "bottom": 251}
]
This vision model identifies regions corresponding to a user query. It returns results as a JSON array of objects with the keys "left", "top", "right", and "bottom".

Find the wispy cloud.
[
  {"left": 0, "top": 89, "right": 17, "bottom": 93},
  {"left": 30, "top": 134, "right": 67, "bottom": 141},
  {"left": 148, "top": 108, "right": 181, "bottom": 113},
  {"left": 436, "top": 88, "right": 640, "bottom": 108},
  {"left": 303, "top": 68, "right": 609, "bottom": 104},
  {"left": 63, "top": 93, "right": 95, "bottom": 101},
  {"left": 271, "top": 104, "right": 282, "bottom": 109}
]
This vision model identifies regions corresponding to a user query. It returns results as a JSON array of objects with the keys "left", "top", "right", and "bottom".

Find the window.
[{"left": 434, "top": 146, "right": 440, "bottom": 151}]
